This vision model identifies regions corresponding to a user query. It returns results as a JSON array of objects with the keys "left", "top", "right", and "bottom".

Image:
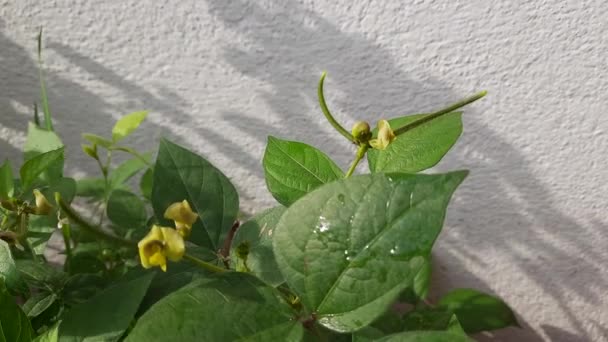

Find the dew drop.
[{"left": 337, "top": 193, "right": 345, "bottom": 204}]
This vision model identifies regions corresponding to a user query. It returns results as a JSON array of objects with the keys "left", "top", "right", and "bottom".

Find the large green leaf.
[
  {"left": 152, "top": 138, "right": 239, "bottom": 250},
  {"left": 0, "top": 160, "right": 14, "bottom": 199},
  {"left": 22, "top": 292, "right": 58, "bottom": 318},
  {"left": 377, "top": 331, "right": 471, "bottom": 342},
  {"left": 107, "top": 190, "right": 147, "bottom": 229},
  {"left": 58, "top": 273, "right": 154, "bottom": 342},
  {"left": 20, "top": 148, "right": 64, "bottom": 191},
  {"left": 0, "top": 280, "right": 34, "bottom": 342},
  {"left": 0, "top": 240, "right": 28, "bottom": 295},
  {"left": 273, "top": 171, "right": 467, "bottom": 332},
  {"left": 438, "top": 288, "right": 519, "bottom": 333},
  {"left": 112, "top": 111, "right": 148, "bottom": 142},
  {"left": 263, "top": 136, "right": 344, "bottom": 206},
  {"left": 231, "top": 206, "right": 286, "bottom": 286},
  {"left": 367, "top": 112, "right": 462, "bottom": 173},
  {"left": 126, "top": 272, "right": 303, "bottom": 341}
]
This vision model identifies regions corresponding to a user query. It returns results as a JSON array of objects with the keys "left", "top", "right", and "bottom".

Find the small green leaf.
[
  {"left": 438, "top": 288, "right": 519, "bottom": 333},
  {"left": 82, "top": 134, "right": 113, "bottom": 149},
  {"left": 273, "top": 171, "right": 467, "bottom": 332},
  {"left": 367, "top": 112, "right": 462, "bottom": 173},
  {"left": 126, "top": 273, "right": 303, "bottom": 341},
  {"left": 0, "top": 240, "right": 28, "bottom": 295},
  {"left": 377, "top": 331, "right": 471, "bottom": 342},
  {"left": 0, "top": 160, "right": 14, "bottom": 199},
  {"left": 108, "top": 155, "right": 150, "bottom": 190},
  {"left": 22, "top": 292, "right": 57, "bottom": 318},
  {"left": 107, "top": 189, "right": 147, "bottom": 229},
  {"left": 400, "top": 256, "right": 432, "bottom": 304},
  {"left": 139, "top": 168, "right": 153, "bottom": 201},
  {"left": 33, "top": 321, "right": 60, "bottom": 342},
  {"left": 75, "top": 178, "right": 106, "bottom": 199},
  {"left": 15, "top": 260, "right": 67, "bottom": 290},
  {"left": 152, "top": 138, "right": 239, "bottom": 250},
  {"left": 263, "top": 136, "right": 344, "bottom": 206},
  {"left": 402, "top": 307, "right": 466, "bottom": 335},
  {"left": 231, "top": 206, "right": 286, "bottom": 286},
  {"left": 20, "top": 148, "right": 64, "bottom": 191},
  {"left": 112, "top": 111, "right": 148, "bottom": 142},
  {"left": 59, "top": 273, "right": 154, "bottom": 341}
]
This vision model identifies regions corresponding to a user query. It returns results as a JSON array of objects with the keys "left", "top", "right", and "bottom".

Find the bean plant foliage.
[{"left": 0, "top": 33, "right": 519, "bottom": 342}]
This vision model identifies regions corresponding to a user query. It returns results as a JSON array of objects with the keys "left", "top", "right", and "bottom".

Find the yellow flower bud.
[
  {"left": 351, "top": 121, "right": 372, "bottom": 144},
  {"left": 33, "top": 189, "right": 53, "bottom": 215},
  {"left": 369, "top": 120, "right": 396, "bottom": 150},
  {"left": 164, "top": 200, "right": 199, "bottom": 238},
  {"left": 138, "top": 225, "right": 185, "bottom": 272}
]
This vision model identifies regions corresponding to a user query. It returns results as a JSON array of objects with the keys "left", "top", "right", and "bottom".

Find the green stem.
[
  {"left": 394, "top": 91, "right": 487, "bottom": 136},
  {"left": 318, "top": 72, "right": 355, "bottom": 142},
  {"left": 345, "top": 144, "right": 368, "bottom": 178},
  {"left": 37, "top": 28, "right": 53, "bottom": 131},
  {"left": 183, "top": 254, "right": 226, "bottom": 273},
  {"left": 56, "top": 195, "right": 135, "bottom": 248},
  {"left": 60, "top": 221, "right": 73, "bottom": 272}
]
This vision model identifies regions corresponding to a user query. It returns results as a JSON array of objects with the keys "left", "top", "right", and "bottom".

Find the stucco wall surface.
[{"left": 1, "top": 1, "right": 607, "bottom": 341}]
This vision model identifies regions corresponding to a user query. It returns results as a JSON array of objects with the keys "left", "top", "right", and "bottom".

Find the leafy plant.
[{"left": 0, "top": 33, "right": 519, "bottom": 341}]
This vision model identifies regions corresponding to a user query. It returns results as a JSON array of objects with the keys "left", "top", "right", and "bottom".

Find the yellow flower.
[
  {"left": 33, "top": 189, "right": 53, "bottom": 215},
  {"left": 369, "top": 120, "right": 396, "bottom": 150},
  {"left": 164, "top": 200, "right": 199, "bottom": 238},
  {"left": 138, "top": 225, "right": 185, "bottom": 272}
]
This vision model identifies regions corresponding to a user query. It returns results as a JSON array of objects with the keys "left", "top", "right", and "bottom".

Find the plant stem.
[
  {"left": 394, "top": 91, "right": 487, "bottom": 136},
  {"left": 60, "top": 221, "right": 73, "bottom": 272},
  {"left": 37, "top": 28, "right": 53, "bottom": 131},
  {"left": 56, "top": 195, "right": 136, "bottom": 248},
  {"left": 183, "top": 254, "right": 226, "bottom": 273},
  {"left": 318, "top": 72, "right": 354, "bottom": 142},
  {"left": 345, "top": 144, "right": 369, "bottom": 178}
]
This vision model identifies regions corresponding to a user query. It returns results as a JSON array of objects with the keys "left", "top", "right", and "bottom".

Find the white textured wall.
[{"left": 1, "top": 1, "right": 607, "bottom": 341}]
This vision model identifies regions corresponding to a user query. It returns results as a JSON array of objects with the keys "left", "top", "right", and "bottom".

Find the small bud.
[
  {"left": 33, "top": 189, "right": 53, "bottom": 215},
  {"left": 82, "top": 143, "right": 98, "bottom": 159},
  {"left": 369, "top": 120, "right": 396, "bottom": 150},
  {"left": 351, "top": 121, "right": 372, "bottom": 144}
]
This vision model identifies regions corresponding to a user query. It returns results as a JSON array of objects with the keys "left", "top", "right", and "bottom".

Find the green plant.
[{"left": 0, "top": 33, "right": 518, "bottom": 341}]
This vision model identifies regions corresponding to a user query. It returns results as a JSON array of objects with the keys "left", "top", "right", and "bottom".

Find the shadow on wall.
[{"left": 1, "top": 2, "right": 605, "bottom": 341}]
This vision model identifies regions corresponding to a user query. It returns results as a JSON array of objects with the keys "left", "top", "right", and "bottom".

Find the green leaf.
[
  {"left": 82, "top": 134, "right": 113, "bottom": 149},
  {"left": 0, "top": 280, "right": 34, "bottom": 342},
  {"left": 367, "top": 112, "right": 462, "bottom": 173},
  {"left": 139, "top": 168, "right": 153, "bottom": 201},
  {"left": 108, "top": 155, "right": 150, "bottom": 190},
  {"left": 20, "top": 148, "right": 64, "bottom": 191},
  {"left": 152, "top": 138, "right": 239, "bottom": 250},
  {"left": 377, "top": 331, "right": 471, "bottom": 342},
  {"left": 58, "top": 273, "right": 154, "bottom": 341},
  {"left": 15, "top": 260, "right": 67, "bottom": 291},
  {"left": 438, "top": 288, "right": 519, "bottom": 333},
  {"left": 402, "top": 307, "right": 467, "bottom": 335},
  {"left": 75, "top": 178, "right": 106, "bottom": 199},
  {"left": 273, "top": 171, "right": 468, "bottom": 332},
  {"left": 0, "top": 240, "right": 28, "bottom": 295},
  {"left": 263, "top": 136, "right": 344, "bottom": 206},
  {"left": 61, "top": 274, "right": 107, "bottom": 306},
  {"left": 400, "top": 256, "right": 432, "bottom": 304},
  {"left": 24, "top": 122, "right": 62, "bottom": 160},
  {"left": 352, "top": 326, "right": 385, "bottom": 341},
  {"left": 126, "top": 273, "right": 303, "bottom": 341},
  {"left": 33, "top": 321, "right": 60, "bottom": 342},
  {"left": 26, "top": 216, "right": 56, "bottom": 255},
  {"left": 231, "top": 206, "right": 286, "bottom": 286},
  {"left": 112, "top": 111, "right": 148, "bottom": 142},
  {"left": 107, "top": 190, "right": 147, "bottom": 229},
  {"left": 0, "top": 161, "right": 14, "bottom": 199},
  {"left": 22, "top": 292, "right": 57, "bottom": 318}
]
